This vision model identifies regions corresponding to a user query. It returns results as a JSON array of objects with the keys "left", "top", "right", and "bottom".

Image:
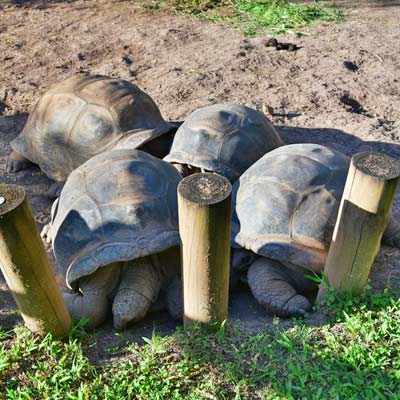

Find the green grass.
[
  {"left": 1, "top": 288, "right": 400, "bottom": 399},
  {"left": 143, "top": 0, "right": 344, "bottom": 35},
  {"left": 234, "top": 0, "right": 343, "bottom": 35}
]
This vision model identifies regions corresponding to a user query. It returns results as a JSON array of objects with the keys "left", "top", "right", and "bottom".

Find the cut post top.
[
  {"left": 345, "top": 152, "right": 400, "bottom": 214},
  {"left": 353, "top": 152, "right": 400, "bottom": 180},
  {"left": 0, "top": 185, "right": 26, "bottom": 216},
  {"left": 178, "top": 172, "right": 232, "bottom": 205}
]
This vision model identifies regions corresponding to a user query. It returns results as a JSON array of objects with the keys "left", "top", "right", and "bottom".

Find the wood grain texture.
[
  {"left": 0, "top": 185, "right": 71, "bottom": 337},
  {"left": 318, "top": 152, "right": 400, "bottom": 301},
  {"left": 178, "top": 173, "right": 231, "bottom": 327}
]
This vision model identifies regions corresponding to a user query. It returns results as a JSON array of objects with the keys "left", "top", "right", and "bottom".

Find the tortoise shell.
[
  {"left": 51, "top": 148, "right": 182, "bottom": 290},
  {"left": 11, "top": 74, "right": 172, "bottom": 181},
  {"left": 164, "top": 104, "right": 283, "bottom": 182},
  {"left": 231, "top": 144, "right": 350, "bottom": 273}
]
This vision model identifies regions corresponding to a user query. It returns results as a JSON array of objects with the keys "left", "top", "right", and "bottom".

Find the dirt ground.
[{"left": 0, "top": 0, "right": 399, "bottom": 362}]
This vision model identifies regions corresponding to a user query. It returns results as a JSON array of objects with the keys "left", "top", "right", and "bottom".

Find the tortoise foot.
[
  {"left": 63, "top": 290, "right": 109, "bottom": 330},
  {"left": 64, "top": 263, "right": 121, "bottom": 330},
  {"left": 5, "top": 151, "right": 34, "bottom": 173},
  {"left": 248, "top": 258, "right": 312, "bottom": 318}
]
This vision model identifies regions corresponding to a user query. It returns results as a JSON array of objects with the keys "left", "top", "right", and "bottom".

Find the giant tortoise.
[
  {"left": 50, "top": 148, "right": 182, "bottom": 330},
  {"left": 6, "top": 73, "right": 175, "bottom": 197},
  {"left": 164, "top": 104, "right": 284, "bottom": 182},
  {"left": 231, "top": 143, "right": 400, "bottom": 317}
]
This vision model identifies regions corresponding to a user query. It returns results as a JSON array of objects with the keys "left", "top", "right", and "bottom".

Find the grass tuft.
[
  {"left": 149, "top": 0, "right": 344, "bottom": 35},
  {"left": 234, "top": 0, "right": 343, "bottom": 35}
]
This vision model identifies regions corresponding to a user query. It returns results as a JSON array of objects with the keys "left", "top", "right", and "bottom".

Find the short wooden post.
[
  {"left": 0, "top": 184, "right": 71, "bottom": 337},
  {"left": 178, "top": 173, "right": 232, "bottom": 327},
  {"left": 317, "top": 152, "right": 400, "bottom": 301}
]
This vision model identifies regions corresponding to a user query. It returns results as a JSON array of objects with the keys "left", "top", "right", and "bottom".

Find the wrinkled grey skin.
[
  {"left": 49, "top": 149, "right": 183, "bottom": 330},
  {"left": 231, "top": 144, "right": 400, "bottom": 318},
  {"left": 63, "top": 250, "right": 181, "bottom": 331},
  {"left": 5, "top": 73, "right": 175, "bottom": 198},
  {"left": 42, "top": 216, "right": 182, "bottom": 330}
]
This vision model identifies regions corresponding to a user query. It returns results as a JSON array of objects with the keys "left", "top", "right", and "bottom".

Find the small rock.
[
  {"left": 129, "top": 70, "right": 138, "bottom": 78},
  {"left": 343, "top": 61, "right": 359, "bottom": 72},
  {"left": 265, "top": 37, "right": 299, "bottom": 51},
  {"left": 276, "top": 42, "right": 299, "bottom": 51},
  {"left": 262, "top": 104, "right": 274, "bottom": 116},
  {"left": 122, "top": 55, "right": 133, "bottom": 66},
  {"left": 265, "top": 38, "right": 278, "bottom": 47}
]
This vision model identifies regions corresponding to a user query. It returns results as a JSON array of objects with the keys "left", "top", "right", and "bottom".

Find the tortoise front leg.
[
  {"left": 63, "top": 263, "right": 121, "bottom": 330},
  {"left": 247, "top": 258, "right": 314, "bottom": 318},
  {"left": 5, "top": 150, "right": 34, "bottom": 173},
  {"left": 112, "top": 257, "right": 162, "bottom": 331}
]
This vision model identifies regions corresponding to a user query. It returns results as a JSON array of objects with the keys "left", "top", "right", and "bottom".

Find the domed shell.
[
  {"left": 11, "top": 74, "right": 172, "bottom": 181},
  {"left": 164, "top": 104, "right": 284, "bottom": 182},
  {"left": 231, "top": 144, "right": 350, "bottom": 273},
  {"left": 51, "top": 149, "right": 182, "bottom": 290}
]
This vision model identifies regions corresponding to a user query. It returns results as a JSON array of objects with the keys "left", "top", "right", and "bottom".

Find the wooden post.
[
  {"left": 178, "top": 173, "right": 232, "bottom": 327},
  {"left": 0, "top": 184, "right": 71, "bottom": 337},
  {"left": 317, "top": 152, "right": 400, "bottom": 301}
]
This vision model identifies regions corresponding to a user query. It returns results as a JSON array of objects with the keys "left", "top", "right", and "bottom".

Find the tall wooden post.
[
  {"left": 0, "top": 184, "right": 71, "bottom": 337},
  {"left": 317, "top": 152, "right": 400, "bottom": 301},
  {"left": 178, "top": 173, "right": 232, "bottom": 327}
]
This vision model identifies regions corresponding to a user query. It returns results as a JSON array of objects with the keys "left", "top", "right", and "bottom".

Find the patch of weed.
[
  {"left": 149, "top": 0, "right": 344, "bottom": 35},
  {"left": 1, "top": 289, "right": 399, "bottom": 399},
  {"left": 234, "top": 0, "right": 343, "bottom": 35}
]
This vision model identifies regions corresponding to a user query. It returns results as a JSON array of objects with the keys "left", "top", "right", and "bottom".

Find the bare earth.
[{"left": 0, "top": 0, "right": 399, "bottom": 362}]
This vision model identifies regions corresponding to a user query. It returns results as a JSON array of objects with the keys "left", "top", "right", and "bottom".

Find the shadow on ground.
[{"left": 277, "top": 126, "right": 400, "bottom": 158}]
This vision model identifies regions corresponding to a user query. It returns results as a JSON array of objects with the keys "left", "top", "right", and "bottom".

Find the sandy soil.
[{"left": 0, "top": 0, "right": 399, "bottom": 362}]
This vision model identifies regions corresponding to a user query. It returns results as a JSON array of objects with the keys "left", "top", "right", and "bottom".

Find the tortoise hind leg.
[
  {"left": 248, "top": 258, "right": 313, "bottom": 318},
  {"left": 63, "top": 263, "right": 121, "bottom": 330},
  {"left": 112, "top": 257, "right": 162, "bottom": 331},
  {"left": 5, "top": 151, "right": 34, "bottom": 173}
]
